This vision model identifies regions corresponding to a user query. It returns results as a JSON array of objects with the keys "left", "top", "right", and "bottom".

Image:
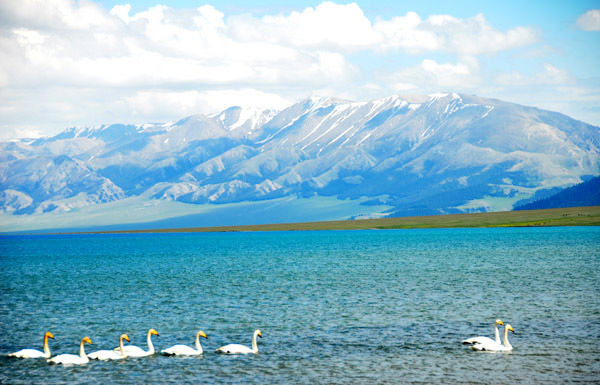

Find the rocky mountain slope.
[{"left": 2, "top": 93, "right": 599, "bottom": 223}]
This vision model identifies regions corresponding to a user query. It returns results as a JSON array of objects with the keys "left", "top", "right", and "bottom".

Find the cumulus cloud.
[
  {"left": 496, "top": 64, "right": 574, "bottom": 86},
  {"left": 0, "top": 1, "right": 550, "bottom": 139},
  {"left": 385, "top": 58, "right": 482, "bottom": 93},
  {"left": 576, "top": 9, "right": 600, "bottom": 31},
  {"left": 229, "top": 2, "right": 379, "bottom": 52},
  {"left": 375, "top": 12, "right": 538, "bottom": 55},
  {"left": 229, "top": 6, "right": 539, "bottom": 55},
  {"left": 0, "top": 1, "right": 540, "bottom": 88}
]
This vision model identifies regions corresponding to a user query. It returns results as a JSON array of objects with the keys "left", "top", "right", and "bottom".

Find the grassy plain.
[{"left": 91, "top": 206, "right": 600, "bottom": 234}]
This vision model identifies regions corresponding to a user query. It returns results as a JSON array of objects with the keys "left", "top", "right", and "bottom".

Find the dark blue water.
[{"left": 1, "top": 227, "right": 599, "bottom": 384}]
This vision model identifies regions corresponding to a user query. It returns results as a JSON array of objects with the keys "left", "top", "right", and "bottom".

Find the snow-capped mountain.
[{"left": 1, "top": 93, "right": 599, "bottom": 229}]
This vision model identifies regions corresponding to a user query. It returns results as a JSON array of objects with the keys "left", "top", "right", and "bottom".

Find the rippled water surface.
[{"left": 1, "top": 227, "right": 599, "bottom": 384}]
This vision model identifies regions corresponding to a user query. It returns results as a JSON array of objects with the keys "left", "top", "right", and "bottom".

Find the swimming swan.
[
  {"left": 471, "top": 324, "right": 515, "bottom": 351},
  {"left": 48, "top": 337, "right": 92, "bottom": 365},
  {"left": 9, "top": 331, "right": 54, "bottom": 359},
  {"left": 113, "top": 329, "right": 158, "bottom": 357},
  {"left": 462, "top": 319, "right": 504, "bottom": 345},
  {"left": 216, "top": 329, "right": 262, "bottom": 355},
  {"left": 161, "top": 330, "right": 207, "bottom": 356},
  {"left": 88, "top": 334, "right": 130, "bottom": 360}
]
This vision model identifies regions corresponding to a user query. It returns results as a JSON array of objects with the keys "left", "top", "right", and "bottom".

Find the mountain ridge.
[{"left": 1, "top": 92, "right": 599, "bottom": 230}]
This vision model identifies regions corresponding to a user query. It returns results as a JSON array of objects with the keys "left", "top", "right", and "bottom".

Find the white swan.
[
  {"left": 48, "top": 337, "right": 92, "bottom": 365},
  {"left": 462, "top": 319, "right": 504, "bottom": 345},
  {"left": 161, "top": 330, "right": 207, "bottom": 356},
  {"left": 216, "top": 329, "right": 262, "bottom": 355},
  {"left": 88, "top": 334, "right": 130, "bottom": 360},
  {"left": 471, "top": 324, "right": 515, "bottom": 351},
  {"left": 113, "top": 329, "right": 158, "bottom": 357},
  {"left": 9, "top": 331, "right": 54, "bottom": 359}
]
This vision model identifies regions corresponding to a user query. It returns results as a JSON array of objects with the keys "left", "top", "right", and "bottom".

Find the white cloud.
[
  {"left": 1, "top": 2, "right": 363, "bottom": 90},
  {"left": 385, "top": 59, "right": 481, "bottom": 93},
  {"left": 0, "top": 1, "right": 540, "bottom": 90},
  {"left": 535, "top": 64, "right": 574, "bottom": 84},
  {"left": 496, "top": 64, "right": 574, "bottom": 86},
  {"left": 0, "top": 126, "right": 44, "bottom": 141},
  {"left": 0, "top": 1, "right": 576, "bottom": 139},
  {"left": 122, "top": 89, "right": 291, "bottom": 119},
  {"left": 373, "top": 12, "right": 539, "bottom": 55},
  {"left": 576, "top": 9, "right": 600, "bottom": 31},
  {"left": 373, "top": 12, "right": 440, "bottom": 53},
  {"left": 229, "top": 2, "right": 379, "bottom": 52}
]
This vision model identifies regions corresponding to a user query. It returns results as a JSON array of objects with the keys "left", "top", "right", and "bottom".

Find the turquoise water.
[{"left": 1, "top": 227, "right": 599, "bottom": 384}]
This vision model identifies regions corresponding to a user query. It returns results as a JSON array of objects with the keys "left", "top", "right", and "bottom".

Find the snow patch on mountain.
[{"left": 0, "top": 189, "right": 33, "bottom": 213}]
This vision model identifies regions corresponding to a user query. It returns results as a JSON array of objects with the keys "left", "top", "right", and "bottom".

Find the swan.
[
  {"left": 161, "top": 330, "right": 207, "bottom": 356},
  {"left": 88, "top": 334, "right": 130, "bottom": 360},
  {"left": 216, "top": 329, "right": 262, "bottom": 355},
  {"left": 48, "top": 337, "right": 92, "bottom": 365},
  {"left": 462, "top": 319, "right": 504, "bottom": 345},
  {"left": 113, "top": 329, "right": 158, "bottom": 357},
  {"left": 9, "top": 331, "right": 54, "bottom": 359},
  {"left": 471, "top": 324, "right": 515, "bottom": 351}
]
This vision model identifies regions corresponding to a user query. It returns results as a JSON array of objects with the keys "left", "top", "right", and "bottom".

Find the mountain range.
[{"left": 1, "top": 92, "right": 599, "bottom": 232}]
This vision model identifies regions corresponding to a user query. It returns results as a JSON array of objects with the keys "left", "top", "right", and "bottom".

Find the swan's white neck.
[
  {"left": 494, "top": 324, "right": 501, "bottom": 344},
  {"left": 502, "top": 327, "right": 512, "bottom": 349},
  {"left": 146, "top": 331, "right": 155, "bottom": 354},
  {"left": 43, "top": 335, "right": 51, "bottom": 358},
  {"left": 251, "top": 331, "right": 259, "bottom": 353},
  {"left": 79, "top": 341, "right": 89, "bottom": 362},
  {"left": 195, "top": 333, "right": 204, "bottom": 354},
  {"left": 119, "top": 336, "right": 127, "bottom": 358}
]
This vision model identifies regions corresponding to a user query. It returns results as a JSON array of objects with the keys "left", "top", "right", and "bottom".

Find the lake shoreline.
[{"left": 54, "top": 205, "right": 600, "bottom": 235}]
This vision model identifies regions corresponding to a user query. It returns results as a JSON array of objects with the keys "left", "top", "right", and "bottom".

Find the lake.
[{"left": 1, "top": 227, "right": 599, "bottom": 384}]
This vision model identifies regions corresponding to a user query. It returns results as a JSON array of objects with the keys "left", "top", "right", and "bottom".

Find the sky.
[{"left": 0, "top": 0, "right": 599, "bottom": 140}]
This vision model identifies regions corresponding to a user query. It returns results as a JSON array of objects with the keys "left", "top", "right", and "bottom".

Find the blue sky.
[{"left": 0, "top": 0, "right": 599, "bottom": 139}]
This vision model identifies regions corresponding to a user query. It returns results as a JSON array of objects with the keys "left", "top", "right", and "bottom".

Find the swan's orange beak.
[
  {"left": 199, "top": 331, "right": 207, "bottom": 339},
  {"left": 83, "top": 337, "right": 92, "bottom": 345},
  {"left": 46, "top": 332, "right": 54, "bottom": 339},
  {"left": 150, "top": 329, "right": 159, "bottom": 336},
  {"left": 497, "top": 320, "right": 504, "bottom": 326},
  {"left": 258, "top": 331, "right": 262, "bottom": 338},
  {"left": 123, "top": 334, "right": 130, "bottom": 342}
]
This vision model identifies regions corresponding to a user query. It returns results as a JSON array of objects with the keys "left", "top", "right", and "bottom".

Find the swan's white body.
[
  {"left": 114, "top": 329, "right": 158, "bottom": 357},
  {"left": 462, "top": 319, "right": 504, "bottom": 345},
  {"left": 88, "top": 334, "right": 129, "bottom": 360},
  {"left": 162, "top": 330, "right": 207, "bottom": 356},
  {"left": 9, "top": 332, "right": 54, "bottom": 359},
  {"left": 48, "top": 337, "right": 92, "bottom": 365},
  {"left": 216, "top": 329, "right": 262, "bottom": 355},
  {"left": 471, "top": 324, "right": 515, "bottom": 352}
]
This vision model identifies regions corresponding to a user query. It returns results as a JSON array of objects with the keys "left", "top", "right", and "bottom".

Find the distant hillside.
[
  {"left": 514, "top": 176, "right": 600, "bottom": 210},
  {"left": 2, "top": 92, "right": 600, "bottom": 232}
]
